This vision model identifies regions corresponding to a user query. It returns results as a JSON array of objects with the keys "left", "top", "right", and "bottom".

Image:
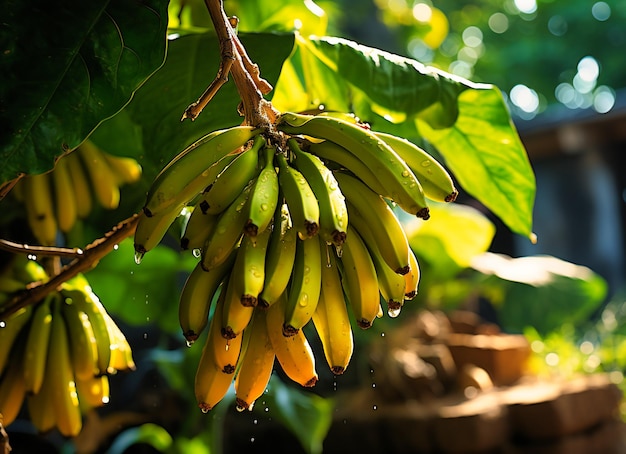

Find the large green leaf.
[
  {"left": 0, "top": 0, "right": 169, "bottom": 184},
  {"left": 419, "top": 88, "right": 536, "bottom": 239}
]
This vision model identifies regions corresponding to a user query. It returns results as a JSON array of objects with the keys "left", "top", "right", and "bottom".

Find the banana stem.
[{"left": 0, "top": 214, "right": 140, "bottom": 319}]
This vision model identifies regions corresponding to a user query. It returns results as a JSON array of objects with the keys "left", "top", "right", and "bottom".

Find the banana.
[
  {"left": 46, "top": 298, "right": 82, "bottom": 437},
  {"left": 266, "top": 293, "right": 318, "bottom": 387},
  {"left": 278, "top": 112, "right": 430, "bottom": 219},
  {"left": 134, "top": 207, "right": 183, "bottom": 260},
  {"left": 275, "top": 152, "right": 320, "bottom": 240},
  {"left": 220, "top": 251, "right": 254, "bottom": 339},
  {"left": 0, "top": 275, "right": 28, "bottom": 294},
  {"left": 0, "top": 306, "right": 32, "bottom": 377},
  {"left": 202, "top": 134, "right": 264, "bottom": 215},
  {"left": 52, "top": 155, "right": 78, "bottom": 233},
  {"left": 143, "top": 126, "right": 259, "bottom": 218},
  {"left": 207, "top": 289, "right": 243, "bottom": 374},
  {"left": 312, "top": 241, "right": 354, "bottom": 375},
  {"left": 258, "top": 203, "right": 297, "bottom": 308},
  {"left": 23, "top": 293, "right": 55, "bottom": 394},
  {"left": 404, "top": 247, "right": 421, "bottom": 300},
  {"left": 65, "top": 151, "right": 93, "bottom": 219},
  {"left": 339, "top": 225, "right": 380, "bottom": 329},
  {"left": 178, "top": 255, "right": 234, "bottom": 344},
  {"left": 374, "top": 131, "right": 458, "bottom": 203},
  {"left": 78, "top": 140, "right": 121, "bottom": 210},
  {"left": 234, "top": 308, "right": 275, "bottom": 411},
  {"left": 282, "top": 236, "right": 321, "bottom": 336},
  {"left": 289, "top": 138, "right": 348, "bottom": 247},
  {"left": 102, "top": 310, "right": 135, "bottom": 373},
  {"left": 243, "top": 144, "right": 279, "bottom": 237},
  {"left": 27, "top": 382, "right": 57, "bottom": 433},
  {"left": 23, "top": 172, "right": 58, "bottom": 246},
  {"left": 76, "top": 374, "right": 110, "bottom": 411},
  {"left": 0, "top": 348, "right": 27, "bottom": 427},
  {"left": 62, "top": 296, "right": 99, "bottom": 380},
  {"left": 101, "top": 153, "right": 143, "bottom": 185},
  {"left": 335, "top": 171, "right": 410, "bottom": 275},
  {"left": 238, "top": 226, "right": 271, "bottom": 307},
  {"left": 180, "top": 202, "right": 220, "bottom": 252},
  {"left": 200, "top": 183, "right": 252, "bottom": 271}
]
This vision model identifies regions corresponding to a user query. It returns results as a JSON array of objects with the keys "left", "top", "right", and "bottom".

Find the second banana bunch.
[{"left": 134, "top": 111, "right": 458, "bottom": 413}]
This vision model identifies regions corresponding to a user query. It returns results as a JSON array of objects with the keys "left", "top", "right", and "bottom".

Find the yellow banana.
[
  {"left": 134, "top": 206, "right": 183, "bottom": 260},
  {"left": 220, "top": 252, "right": 254, "bottom": 339},
  {"left": 289, "top": 138, "right": 348, "bottom": 247},
  {"left": 23, "top": 172, "right": 58, "bottom": 246},
  {"left": 178, "top": 255, "right": 234, "bottom": 344},
  {"left": 76, "top": 374, "right": 110, "bottom": 411},
  {"left": 65, "top": 151, "right": 93, "bottom": 219},
  {"left": 404, "top": 247, "right": 421, "bottom": 300},
  {"left": 340, "top": 225, "right": 380, "bottom": 329},
  {"left": 27, "top": 382, "right": 57, "bottom": 433},
  {"left": 239, "top": 226, "right": 271, "bottom": 307},
  {"left": 143, "top": 126, "right": 260, "bottom": 218},
  {"left": 275, "top": 152, "right": 320, "bottom": 239},
  {"left": 201, "top": 134, "right": 264, "bottom": 215},
  {"left": 375, "top": 131, "right": 458, "bottom": 203},
  {"left": 278, "top": 112, "right": 430, "bottom": 219},
  {"left": 258, "top": 203, "right": 297, "bottom": 308},
  {"left": 52, "top": 156, "right": 78, "bottom": 233},
  {"left": 0, "top": 348, "right": 27, "bottom": 427},
  {"left": 335, "top": 172, "right": 410, "bottom": 275},
  {"left": 234, "top": 308, "right": 275, "bottom": 411},
  {"left": 23, "top": 293, "right": 55, "bottom": 394},
  {"left": 180, "top": 202, "right": 220, "bottom": 252},
  {"left": 207, "top": 289, "right": 243, "bottom": 374},
  {"left": 266, "top": 294, "right": 318, "bottom": 387},
  {"left": 61, "top": 296, "right": 99, "bottom": 380},
  {"left": 282, "top": 236, "right": 321, "bottom": 336},
  {"left": 101, "top": 153, "right": 142, "bottom": 185},
  {"left": 78, "top": 140, "right": 120, "bottom": 210},
  {"left": 0, "top": 306, "right": 32, "bottom": 377},
  {"left": 313, "top": 240, "right": 354, "bottom": 375},
  {"left": 102, "top": 310, "right": 135, "bottom": 373},
  {"left": 243, "top": 144, "right": 279, "bottom": 237}
]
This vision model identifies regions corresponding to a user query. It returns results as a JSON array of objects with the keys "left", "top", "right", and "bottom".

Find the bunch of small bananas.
[
  {"left": 0, "top": 258, "right": 135, "bottom": 436},
  {"left": 133, "top": 111, "right": 458, "bottom": 412},
  {"left": 12, "top": 141, "right": 142, "bottom": 246}
]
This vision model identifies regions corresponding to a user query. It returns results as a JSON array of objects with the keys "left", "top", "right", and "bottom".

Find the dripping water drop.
[
  {"left": 192, "top": 248, "right": 202, "bottom": 258},
  {"left": 134, "top": 251, "right": 144, "bottom": 265}
]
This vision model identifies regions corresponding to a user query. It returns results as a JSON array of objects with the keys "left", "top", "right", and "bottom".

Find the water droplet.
[
  {"left": 299, "top": 294, "right": 309, "bottom": 307},
  {"left": 388, "top": 307, "right": 401, "bottom": 318},
  {"left": 335, "top": 245, "right": 343, "bottom": 258},
  {"left": 113, "top": 244, "right": 119, "bottom": 250},
  {"left": 192, "top": 248, "right": 202, "bottom": 258},
  {"left": 236, "top": 405, "right": 246, "bottom": 412},
  {"left": 401, "top": 170, "right": 410, "bottom": 177},
  {"left": 201, "top": 407, "right": 209, "bottom": 414},
  {"left": 186, "top": 340, "right": 194, "bottom": 347},
  {"left": 303, "top": 265, "right": 311, "bottom": 275},
  {"left": 134, "top": 251, "right": 144, "bottom": 265},
  {"left": 421, "top": 160, "right": 432, "bottom": 167},
  {"left": 260, "top": 203, "right": 268, "bottom": 211},
  {"left": 372, "top": 405, "right": 377, "bottom": 411},
  {"left": 0, "top": 321, "right": 6, "bottom": 328}
]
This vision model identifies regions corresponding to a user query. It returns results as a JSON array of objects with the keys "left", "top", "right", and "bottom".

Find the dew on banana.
[
  {"left": 192, "top": 248, "right": 202, "bottom": 258},
  {"left": 133, "top": 251, "right": 144, "bottom": 265}
]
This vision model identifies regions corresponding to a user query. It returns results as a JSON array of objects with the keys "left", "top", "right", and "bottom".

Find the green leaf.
[
  {"left": 0, "top": 0, "right": 169, "bottom": 184},
  {"left": 106, "top": 423, "right": 173, "bottom": 454},
  {"left": 419, "top": 88, "right": 536, "bottom": 239}
]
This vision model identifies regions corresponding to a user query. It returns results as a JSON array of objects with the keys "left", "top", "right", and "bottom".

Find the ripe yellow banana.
[
  {"left": 0, "top": 305, "right": 32, "bottom": 377},
  {"left": 180, "top": 201, "right": 220, "bottom": 252},
  {"left": 340, "top": 225, "right": 380, "bottom": 329},
  {"left": 202, "top": 134, "right": 264, "bottom": 215},
  {"left": 178, "top": 255, "right": 234, "bottom": 344},
  {"left": 404, "top": 247, "right": 421, "bottom": 300},
  {"left": 207, "top": 289, "right": 243, "bottom": 374},
  {"left": 23, "top": 292, "right": 55, "bottom": 394},
  {"left": 275, "top": 152, "right": 320, "bottom": 239},
  {"left": 27, "top": 382, "right": 57, "bottom": 433},
  {"left": 239, "top": 226, "right": 271, "bottom": 307},
  {"left": 102, "top": 153, "right": 143, "bottom": 186},
  {"left": 243, "top": 144, "right": 279, "bottom": 236},
  {"left": 335, "top": 172, "right": 410, "bottom": 275},
  {"left": 62, "top": 296, "right": 99, "bottom": 380},
  {"left": 278, "top": 112, "right": 430, "bottom": 219},
  {"left": 313, "top": 240, "right": 354, "bottom": 375},
  {"left": 220, "top": 251, "right": 254, "bottom": 339},
  {"left": 283, "top": 236, "right": 321, "bottom": 336},
  {"left": 0, "top": 348, "right": 27, "bottom": 426},
  {"left": 52, "top": 155, "right": 78, "bottom": 233},
  {"left": 78, "top": 140, "right": 121, "bottom": 210},
  {"left": 65, "top": 151, "right": 93, "bottom": 219},
  {"left": 258, "top": 203, "right": 297, "bottom": 308},
  {"left": 375, "top": 131, "right": 458, "bottom": 203},
  {"left": 102, "top": 310, "right": 135, "bottom": 373},
  {"left": 76, "top": 374, "right": 110, "bottom": 411},
  {"left": 266, "top": 293, "right": 318, "bottom": 387},
  {"left": 23, "top": 172, "right": 58, "bottom": 246},
  {"left": 143, "top": 126, "right": 259, "bottom": 218},
  {"left": 234, "top": 308, "right": 275, "bottom": 411},
  {"left": 289, "top": 138, "right": 348, "bottom": 247}
]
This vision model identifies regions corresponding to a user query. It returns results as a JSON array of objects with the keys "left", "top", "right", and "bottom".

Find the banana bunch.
[
  {"left": 0, "top": 260, "right": 134, "bottom": 436},
  {"left": 134, "top": 110, "right": 458, "bottom": 412},
  {"left": 12, "top": 141, "right": 142, "bottom": 246}
]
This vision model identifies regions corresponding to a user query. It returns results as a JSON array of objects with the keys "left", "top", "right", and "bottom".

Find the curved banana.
[
  {"left": 239, "top": 227, "right": 271, "bottom": 307},
  {"left": 0, "top": 305, "right": 32, "bottom": 377},
  {"left": 275, "top": 152, "right": 320, "bottom": 239},
  {"left": 52, "top": 156, "right": 78, "bottom": 233},
  {"left": 207, "top": 289, "right": 243, "bottom": 374},
  {"left": 234, "top": 308, "right": 275, "bottom": 411},
  {"left": 78, "top": 140, "right": 120, "bottom": 210},
  {"left": 23, "top": 293, "right": 55, "bottom": 394},
  {"left": 334, "top": 171, "right": 410, "bottom": 275},
  {"left": 0, "top": 348, "right": 27, "bottom": 426},
  {"left": 27, "top": 382, "right": 57, "bottom": 433},
  {"left": 178, "top": 255, "right": 234, "bottom": 344},
  {"left": 340, "top": 225, "right": 380, "bottom": 329},
  {"left": 375, "top": 131, "right": 458, "bottom": 203},
  {"left": 289, "top": 138, "right": 348, "bottom": 247},
  {"left": 65, "top": 151, "right": 93, "bottom": 219},
  {"left": 266, "top": 293, "right": 318, "bottom": 387},
  {"left": 102, "top": 153, "right": 143, "bottom": 186},
  {"left": 76, "top": 374, "right": 110, "bottom": 411},
  {"left": 243, "top": 144, "right": 279, "bottom": 236},
  {"left": 257, "top": 203, "right": 297, "bottom": 308},
  {"left": 220, "top": 251, "right": 254, "bottom": 339},
  {"left": 278, "top": 112, "right": 430, "bottom": 219},
  {"left": 134, "top": 206, "right": 183, "bottom": 259},
  {"left": 62, "top": 296, "right": 99, "bottom": 380},
  {"left": 23, "top": 172, "right": 58, "bottom": 246},
  {"left": 283, "top": 236, "right": 321, "bottom": 336},
  {"left": 143, "top": 126, "right": 259, "bottom": 218},
  {"left": 202, "top": 134, "right": 264, "bottom": 216},
  {"left": 404, "top": 247, "right": 421, "bottom": 300},
  {"left": 180, "top": 202, "right": 220, "bottom": 252},
  {"left": 102, "top": 310, "right": 135, "bottom": 373},
  {"left": 313, "top": 240, "right": 354, "bottom": 375}
]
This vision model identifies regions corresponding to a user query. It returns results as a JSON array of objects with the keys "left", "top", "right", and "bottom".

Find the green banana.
[
  {"left": 375, "top": 131, "right": 458, "bottom": 203},
  {"left": 275, "top": 152, "right": 320, "bottom": 239},
  {"left": 62, "top": 296, "right": 100, "bottom": 380},
  {"left": 180, "top": 203, "right": 220, "bottom": 252},
  {"left": 239, "top": 226, "right": 272, "bottom": 307},
  {"left": 289, "top": 138, "right": 348, "bottom": 247},
  {"left": 282, "top": 235, "right": 322, "bottom": 336},
  {"left": 23, "top": 292, "right": 55, "bottom": 394},
  {"left": 0, "top": 305, "right": 32, "bottom": 377},
  {"left": 258, "top": 203, "right": 297, "bottom": 308},
  {"left": 143, "top": 126, "right": 260, "bottom": 218},
  {"left": 134, "top": 207, "right": 183, "bottom": 260},
  {"left": 277, "top": 112, "right": 430, "bottom": 219},
  {"left": 201, "top": 134, "right": 264, "bottom": 215},
  {"left": 243, "top": 144, "right": 279, "bottom": 236},
  {"left": 335, "top": 172, "right": 410, "bottom": 275}
]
